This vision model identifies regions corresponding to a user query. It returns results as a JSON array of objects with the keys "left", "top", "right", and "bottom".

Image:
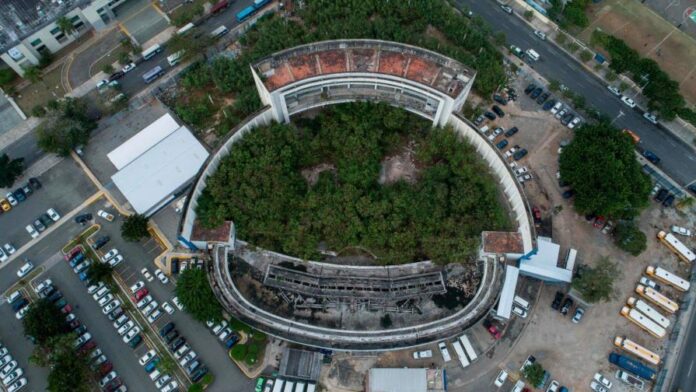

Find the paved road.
[
  {"left": 670, "top": 296, "right": 696, "bottom": 390},
  {"left": 458, "top": 0, "right": 696, "bottom": 187}
]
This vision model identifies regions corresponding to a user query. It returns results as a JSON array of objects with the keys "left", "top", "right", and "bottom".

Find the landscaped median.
[{"left": 227, "top": 319, "right": 268, "bottom": 375}]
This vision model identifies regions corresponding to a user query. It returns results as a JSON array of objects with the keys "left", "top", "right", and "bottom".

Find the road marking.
[{"left": 688, "top": 360, "right": 694, "bottom": 377}]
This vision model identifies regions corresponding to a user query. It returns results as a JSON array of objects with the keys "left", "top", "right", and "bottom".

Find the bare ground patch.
[{"left": 379, "top": 140, "right": 420, "bottom": 185}]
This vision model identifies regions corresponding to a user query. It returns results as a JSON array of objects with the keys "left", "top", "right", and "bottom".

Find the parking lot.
[{"left": 0, "top": 158, "right": 98, "bottom": 255}]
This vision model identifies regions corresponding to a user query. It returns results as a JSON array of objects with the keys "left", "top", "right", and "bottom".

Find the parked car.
[
  {"left": 97, "top": 210, "right": 115, "bottom": 221},
  {"left": 642, "top": 150, "right": 660, "bottom": 164},
  {"left": 493, "top": 94, "right": 508, "bottom": 105},
  {"left": 533, "top": 30, "right": 547, "bottom": 40},
  {"left": 92, "top": 236, "right": 110, "bottom": 250},
  {"left": 536, "top": 92, "right": 549, "bottom": 104},
  {"left": 555, "top": 108, "right": 567, "bottom": 120},
  {"left": 108, "top": 71, "right": 124, "bottom": 81},
  {"left": 492, "top": 105, "right": 505, "bottom": 117},
  {"left": 513, "top": 149, "right": 528, "bottom": 161},
  {"left": 568, "top": 117, "right": 581, "bottom": 129},
  {"left": 524, "top": 83, "right": 537, "bottom": 95},
  {"left": 494, "top": 369, "right": 508, "bottom": 387},
  {"left": 551, "top": 292, "right": 564, "bottom": 310},
  {"left": 607, "top": 85, "right": 621, "bottom": 97},
  {"left": 572, "top": 307, "right": 585, "bottom": 323},
  {"left": 16, "top": 261, "right": 33, "bottom": 278},
  {"left": 505, "top": 127, "right": 519, "bottom": 137},
  {"left": 560, "top": 112, "right": 574, "bottom": 126},
  {"left": 496, "top": 139, "right": 509, "bottom": 150},
  {"left": 530, "top": 87, "right": 542, "bottom": 99},
  {"left": 643, "top": 112, "right": 658, "bottom": 124},
  {"left": 500, "top": 4, "right": 513, "bottom": 13},
  {"left": 550, "top": 101, "right": 563, "bottom": 114},
  {"left": 560, "top": 297, "right": 573, "bottom": 315},
  {"left": 74, "top": 213, "right": 92, "bottom": 224},
  {"left": 542, "top": 99, "right": 555, "bottom": 111},
  {"left": 121, "top": 62, "right": 136, "bottom": 74},
  {"left": 155, "top": 269, "right": 169, "bottom": 284},
  {"left": 671, "top": 225, "right": 692, "bottom": 237},
  {"left": 621, "top": 95, "right": 636, "bottom": 108},
  {"left": 484, "top": 111, "right": 497, "bottom": 120}
]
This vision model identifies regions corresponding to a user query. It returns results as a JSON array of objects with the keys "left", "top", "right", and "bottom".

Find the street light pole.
[{"left": 611, "top": 110, "right": 625, "bottom": 125}]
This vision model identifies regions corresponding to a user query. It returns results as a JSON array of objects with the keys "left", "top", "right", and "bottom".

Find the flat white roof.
[
  {"left": 368, "top": 368, "right": 427, "bottom": 392},
  {"left": 519, "top": 238, "right": 572, "bottom": 282},
  {"left": 107, "top": 113, "right": 180, "bottom": 170},
  {"left": 111, "top": 126, "right": 209, "bottom": 215},
  {"left": 496, "top": 265, "right": 519, "bottom": 319}
]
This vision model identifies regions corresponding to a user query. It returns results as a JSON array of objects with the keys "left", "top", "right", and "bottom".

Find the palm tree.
[
  {"left": 22, "top": 66, "right": 42, "bottom": 84},
  {"left": 56, "top": 16, "right": 76, "bottom": 37}
]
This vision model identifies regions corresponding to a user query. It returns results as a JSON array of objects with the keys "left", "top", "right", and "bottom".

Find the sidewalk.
[
  {"left": 508, "top": 0, "right": 696, "bottom": 148},
  {"left": 0, "top": 117, "right": 40, "bottom": 151}
]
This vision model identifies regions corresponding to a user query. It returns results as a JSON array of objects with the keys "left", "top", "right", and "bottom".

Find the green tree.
[
  {"left": 36, "top": 98, "right": 96, "bottom": 156},
  {"left": 167, "top": 34, "right": 213, "bottom": 62},
  {"left": 23, "top": 66, "right": 42, "bottom": 84},
  {"left": 523, "top": 363, "right": 545, "bottom": 387},
  {"left": 523, "top": 10, "right": 534, "bottom": 21},
  {"left": 22, "top": 298, "right": 72, "bottom": 345},
  {"left": 87, "top": 261, "right": 114, "bottom": 283},
  {"left": 56, "top": 16, "right": 76, "bottom": 37},
  {"left": 613, "top": 221, "right": 647, "bottom": 256},
  {"left": 48, "top": 350, "right": 90, "bottom": 392},
  {"left": 101, "top": 63, "right": 115, "bottom": 74},
  {"left": 0, "top": 67, "right": 17, "bottom": 87},
  {"left": 176, "top": 269, "right": 223, "bottom": 323},
  {"left": 0, "top": 153, "right": 24, "bottom": 188},
  {"left": 572, "top": 257, "right": 619, "bottom": 303},
  {"left": 121, "top": 214, "right": 150, "bottom": 242},
  {"left": 380, "top": 314, "right": 392, "bottom": 328},
  {"left": 559, "top": 122, "right": 651, "bottom": 219},
  {"left": 156, "top": 356, "right": 176, "bottom": 374},
  {"left": 230, "top": 344, "right": 248, "bottom": 361}
]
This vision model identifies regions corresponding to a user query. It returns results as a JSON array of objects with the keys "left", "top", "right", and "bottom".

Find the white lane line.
[{"left": 688, "top": 360, "right": 694, "bottom": 377}]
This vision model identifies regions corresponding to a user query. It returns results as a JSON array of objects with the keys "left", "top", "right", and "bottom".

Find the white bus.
[
  {"left": 451, "top": 341, "right": 470, "bottom": 368},
  {"left": 167, "top": 50, "right": 184, "bottom": 67},
  {"left": 306, "top": 383, "right": 316, "bottom": 392},
  {"left": 635, "top": 284, "right": 679, "bottom": 314},
  {"left": 283, "top": 381, "right": 294, "bottom": 392},
  {"left": 657, "top": 230, "right": 696, "bottom": 263},
  {"left": 294, "top": 382, "right": 305, "bottom": 392},
  {"left": 459, "top": 334, "right": 478, "bottom": 362},
  {"left": 141, "top": 44, "right": 162, "bottom": 61},
  {"left": 525, "top": 48, "right": 540, "bottom": 61},
  {"left": 210, "top": 25, "right": 229, "bottom": 39},
  {"left": 627, "top": 297, "right": 670, "bottom": 329},
  {"left": 620, "top": 306, "right": 666, "bottom": 338},
  {"left": 646, "top": 265, "right": 690, "bottom": 292},
  {"left": 142, "top": 66, "right": 164, "bottom": 84},
  {"left": 177, "top": 22, "right": 195, "bottom": 35},
  {"left": 272, "top": 380, "right": 284, "bottom": 392},
  {"left": 614, "top": 336, "right": 661, "bottom": 365}
]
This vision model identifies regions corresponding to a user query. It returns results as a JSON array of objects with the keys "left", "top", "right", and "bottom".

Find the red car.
[
  {"left": 532, "top": 207, "right": 542, "bottom": 224},
  {"left": 487, "top": 325, "right": 502, "bottom": 340},
  {"left": 99, "top": 362, "right": 113, "bottom": 377},
  {"left": 64, "top": 246, "right": 82, "bottom": 261},
  {"left": 132, "top": 287, "right": 149, "bottom": 302},
  {"left": 61, "top": 304, "right": 73, "bottom": 314},
  {"left": 69, "top": 319, "right": 81, "bottom": 330},
  {"left": 593, "top": 216, "right": 606, "bottom": 229},
  {"left": 78, "top": 340, "right": 97, "bottom": 355},
  {"left": 104, "top": 378, "right": 122, "bottom": 392}
]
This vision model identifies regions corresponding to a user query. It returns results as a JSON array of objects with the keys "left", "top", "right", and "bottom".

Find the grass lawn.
[
  {"left": 582, "top": 0, "right": 696, "bottom": 103},
  {"left": 15, "top": 65, "right": 66, "bottom": 113}
]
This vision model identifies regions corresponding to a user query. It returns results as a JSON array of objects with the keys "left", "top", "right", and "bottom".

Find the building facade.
[{"left": 0, "top": 0, "right": 127, "bottom": 76}]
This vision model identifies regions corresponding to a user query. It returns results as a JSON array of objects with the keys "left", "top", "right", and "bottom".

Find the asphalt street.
[
  {"left": 458, "top": 0, "right": 696, "bottom": 187},
  {"left": 670, "top": 294, "right": 696, "bottom": 390}
]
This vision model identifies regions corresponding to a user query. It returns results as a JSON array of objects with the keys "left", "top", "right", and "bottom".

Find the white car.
[
  {"left": 101, "top": 249, "right": 119, "bottom": 262},
  {"left": 621, "top": 95, "right": 636, "bottom": 108},
  {"left": 93, "top": 286, "right": 110, "bottom": 301},
  {"left": 643, "top": 112, "right": 658, "bottom": 124},
  {"left": 5, "top": 193, "right": 17, "bottom": 206},
  {"left": 671, "top": 225, "right": 692, "bottom": 237},
  {"left": 3, "top": 243, "right": 16, "bottom": 255},
  {"left": 2, "top": 368, "right": 23, "bottom": 386},
  {"left": 97, "top": 210, "right": 115, "bottom": 222},
  {"left": 25, "top": 225, "right": 39, "bottom": 239},
  {"left": 130, "top": 281, "right": 145, "bottom": 293},
  {"left": 607, "top": 85, "right": 621, "bottom": 97},
  {"left": 6, "top": 377, "right": 26, "bottom": 392},
  {"left": 179, "top": 350, "right": 197, "bottom": 366},
  {"left": 590, "top": 381, "right": 608, "bottom": 392},
  {"left": 533, "top": 30, "right": 546, "bottom": 40},
  {"left": 147, "top": 309, "right": 162, "bottom": 323},
  {"left": 162, "top": 302, "right": 175, "bottom": 315},
  {"left": 87, "top": 282, "right": 104, "bottom": 295},
  {"left": 136, "top": 295, "right": 153, "bottom": 309},
  {"left": 546, "top": 380, "right": 559, "bottom": 392},
  {"left": 512, "top": 305, "right": 528, "bottom": 318},
  {"left": 412, "top": 350, "right": 432, "bottom": 359},
  {"left": 555, "top": 108, "right": 568, "bottom": 120},
  {"left": 593, "top": 373, "right": 613, "bottom": 389},
  {"left": 102, "top": 299, "right": 121, "bottom": 314},
  {"left": 16, "top": 262, "right": 33, "bottom": 278},
  {"left": 88, "top": 348, "right": 103, "bottom": 361},
  {"left": 640, "top": 276, "right": 659, "bottom": 290},
  {"left": 162, "top": 381, "right": 179, "bottom": 392},
  {"left": 108, "top": 254, "right": 124, "bottom": 267},
  {"left": 0, "top": 249, "right": 7, "bottom": 262},
  {"left": 494, "top": 369, "right": 508, "bottom": 387},
  {"left": 212, "top": 320, "right": 228, "bottom": 335},
  {"left": 172, "top": 296, "right": 184, "bottom": 310},
  {"left": 567, "top": 116, "right": 581, "bottom": 129},
  {"left": 139, "top": 350, "right": 157, "bottom": 366},
  {"left": 73, "top": 332, "right": 91, "bottom": 348},
  {"left": 98, "top": 294, "right": 114, "bottom": 307},
  {"left": 113, "top": 314, "right": 129, "bottom": 328},
  {"left": 154, "top": 269, "right": 169, "bottom": 284},
  {"left": 142, "top": 301, "right": 159, "bottom": 316},
  {"left": 117, "top": 320, "right": 135, "bottom": 336},
  {"left": 99, "top": 371, "right": 118, "bottom": 388},
  {"left": 122, "top": 326, "right": 140, "bottom": 343},
  {"left": 15, "top": 306, "right": 30, "bottom": 320},
  {"left": 65, "top": 313, "right": 77, "bottom": 322},
  {"left": 155, "top": 374, "right": 172, "bottom": 389},
  {"left": 218, "top": 327, "right": 232, "bottom": 341},
  {"left": 0, "top": 361, "right": 17, "bottom": 379},
  {"left": 121, "top": 62, "right": 136, "bottom": 74},
  {"left": 141, "top": 267, "right": 154, "bottom": 282},
  {"left": 504, "top": 147, "right": 519, "bottom": 159},
  {"left": 514, "top": 167, "right": 528, "bottom": 176},
  {"left": 96, "top": 79, "right": 109, "bottom": 89},
  {"left": 174, "top": 344, "right": 191, "bottom": 360},
  {"left": 550, "top": 101, "right": 563, "bottom": 114},
  {"left": 0, "top": 356, "right": 12, "bottom": 369},
  {"left": 517, "top": 173, "right": 532, "bottom": 183},
  {"left": 500, "top": 4, "right": 513, "bottom": 14},
  {"left": 46, "top": 208, "right": 60, "bottom": 221}
]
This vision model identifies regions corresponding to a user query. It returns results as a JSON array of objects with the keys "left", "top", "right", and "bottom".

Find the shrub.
[
  {"left": 230, "top": 344, "right": 248, "bottom": 361},
  {"left": 524, "top": 10, "right": 534, "bottom": 21},
  {"left": 566, "top": 42, "right": 580, "bottom": 53},
  {"left": 580, "top": 50, "right": 593, "bottom": 62},
  {"left": 31, "top": 105, "right": 46, "bottom": 117},
  {"left": 613, "top": 221, "right": 647, "bottom": 256},
  {"left": 101, "top": 64, "right": 114, "bottom": 74}
]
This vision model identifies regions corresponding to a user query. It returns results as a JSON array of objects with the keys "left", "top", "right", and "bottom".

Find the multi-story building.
[{"left": 0, "top": 0, "right": 128, "bottom": 76}]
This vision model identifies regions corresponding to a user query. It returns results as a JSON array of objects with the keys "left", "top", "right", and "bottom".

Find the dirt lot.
[{"left": 581, "top": 0, "right": 696, "bottom": 104}]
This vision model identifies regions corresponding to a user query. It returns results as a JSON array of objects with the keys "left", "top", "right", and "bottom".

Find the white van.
[
  {"left": 149, "top": 369, "right": 161, "bottom": 381},
  {"left": 513, "top": 295, "right": 530, "bottom": 310},
  {"left": 479, "top": 125, "right": 490, "bottom": 134},
  {"left": 167, "top": 50, "right": 184, "bottom": 67},
  {"left": 210, "top": 25, "right": 229, "bottom": 39},
  {"left": 7, "top": 290, "right": 21, "bottom": 304},
  {"left": 525, "top": 49, "right": 540, "bottom": 61}
]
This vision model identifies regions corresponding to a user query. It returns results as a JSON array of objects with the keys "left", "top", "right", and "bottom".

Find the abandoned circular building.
[{"left": 178, "top": 39, "right": 536, "bottom": 351}]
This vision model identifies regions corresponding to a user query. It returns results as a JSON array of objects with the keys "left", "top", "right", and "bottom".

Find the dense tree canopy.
[
  {"left": 176, "top": 268, "right": 223, "bottom": 323},
  {"left": 613, "top": 221, "right": 647, "bottom": 256},
  {"left": 197, "top": 103, "right": 510, "bottom": 264},
  {"left": 36, "top": 98, "right": 96, "bottom": 156},
  {"left": 22, "top": 298, "right": 72, "bottom": 345},
  {"left": 121, "top": 214, "right": 150, "bottom": 242},
  {"left": 0, "top": 153, "right": 24, "bottom": 188},
  {"left": 573, "top": 257, "right": 619, "bottom": 303},
  {"left": 559, "top": 122, "right": 650, "bottom": 219}
]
